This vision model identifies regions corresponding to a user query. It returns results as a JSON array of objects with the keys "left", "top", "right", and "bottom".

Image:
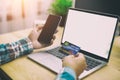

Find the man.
[{"left": 0, "top": 27, "right": 86, "bottom": 80}]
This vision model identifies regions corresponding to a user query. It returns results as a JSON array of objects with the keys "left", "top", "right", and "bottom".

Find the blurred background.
[
  {"left": 0, "top": 0, "right": 119, "bottom": 36},
  {"left": 0, "top": 0, "right": 53, "bottom": 34}
]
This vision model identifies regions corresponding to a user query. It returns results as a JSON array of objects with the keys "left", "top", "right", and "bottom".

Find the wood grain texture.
[{"left": 1, "top": 27, "right": 120, "bottom": 80}]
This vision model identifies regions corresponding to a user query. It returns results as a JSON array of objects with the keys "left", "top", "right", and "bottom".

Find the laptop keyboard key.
[
  {"left": 47, "top": 47, "right": 68, "bottom": 59},
  {"left": 85, "top": 56, "right": 102, "bottom": 71}
]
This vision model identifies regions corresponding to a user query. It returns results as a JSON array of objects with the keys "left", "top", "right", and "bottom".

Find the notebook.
[{"left": 28, "top": 8, "right": 119, "bottom": 79}]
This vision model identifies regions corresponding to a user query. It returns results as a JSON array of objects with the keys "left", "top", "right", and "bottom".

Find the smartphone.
[{"left": 38, "top": 14, "right": 62, "bottom": 44}]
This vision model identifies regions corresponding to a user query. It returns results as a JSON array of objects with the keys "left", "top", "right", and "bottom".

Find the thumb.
[
  {"left": 33, "top": 26, "right": 38, "bottom": 33},
  {"left": 37, "top": 26, "right": 43, "bottom": 32}
]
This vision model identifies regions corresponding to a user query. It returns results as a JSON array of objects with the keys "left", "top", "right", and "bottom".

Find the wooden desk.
[{"left": 0, "top": 27, "right": 120, "bottom": 80}]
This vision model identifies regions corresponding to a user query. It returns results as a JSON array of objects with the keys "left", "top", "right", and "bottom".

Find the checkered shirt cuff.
[{"left": 0, "top": 38, "right": 33, "bottom": 65}]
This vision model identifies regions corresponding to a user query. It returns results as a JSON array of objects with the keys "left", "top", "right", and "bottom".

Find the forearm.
[
  {"left": 0, "top": 38, "right": 33, "bottom": 65},
  {"left": 56, "top": 67, "right": 76, "bottom": 80}
]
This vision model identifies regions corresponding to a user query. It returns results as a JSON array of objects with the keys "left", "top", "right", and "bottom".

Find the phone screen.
[{"left": 38, "top": 14, "right": 61, "bottom": 44}]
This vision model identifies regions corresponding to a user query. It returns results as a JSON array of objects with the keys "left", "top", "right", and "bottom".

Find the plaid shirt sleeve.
[
  {"left": 0, "top": 38, "right": 33, "bottom": 65},
  {"left": 56, "top": 67, "right": 76, "bottom": 80}
]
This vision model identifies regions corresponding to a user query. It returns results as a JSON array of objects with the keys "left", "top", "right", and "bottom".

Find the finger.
[
  {"left": 33, "top": 26, "right": 37, "bottom": 33},
  {"left": 76, "top": 54, "right": 87, "bottom": 66},
  {"left": 75, "top": 53, "right": 84, "bottom": 59},
  {"left": 73, "top": 53, "right": 79, "bottom": 57},
  {"left": 49, "top": 39, "right": 54, "bottom": 45},
  {"left": 63, "top": 55, "right": 74, "bottom": 60},
  {"left": 36, "top": 27, "right": 43, "bottom": 34},
  {"left": 54, "top": 29, "right": 58, "bottom": 34},
  {"left": 52, "top": 35, "right": 56, "bottom": 40},
  {"left": 36, "top": 26, "right": 43, "bottom": 32},
  {"left": 37, "top": 26, "right": 43, "bottom": 30}
]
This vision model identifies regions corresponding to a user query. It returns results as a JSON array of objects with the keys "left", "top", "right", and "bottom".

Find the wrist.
[
  {"left": 62, "top": 67, "right": 76, "bottom": 79},
  {"left": 28, "top": 37, "right": 39, "bottom": 49},
  {"left": 32, "top": 40, "right": 45, "bottom": 49}
]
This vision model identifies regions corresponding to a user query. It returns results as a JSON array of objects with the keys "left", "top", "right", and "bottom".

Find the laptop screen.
[{"left": 62, "top": 8, "right": 118, "bottom": 59}]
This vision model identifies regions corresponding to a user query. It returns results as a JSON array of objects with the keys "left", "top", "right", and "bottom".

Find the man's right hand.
[{"left": 62, "top": 53, "right": 87, "bottom": 77}]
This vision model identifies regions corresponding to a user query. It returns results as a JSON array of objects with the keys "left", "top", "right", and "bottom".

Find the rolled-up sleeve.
[
  {"left": 0, "top": 38, "right": 33, "bottom": 65},
  {"left": 56, "top": 67, "right": 76, "bottom": 80}
]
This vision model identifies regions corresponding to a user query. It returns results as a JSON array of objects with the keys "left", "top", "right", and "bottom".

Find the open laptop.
[{"left": 28, "top": 8, "right": 119, "bottom": 79}]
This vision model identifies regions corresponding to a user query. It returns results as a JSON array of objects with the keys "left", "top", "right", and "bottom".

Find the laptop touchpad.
[{"left": 28, "top": 52, "right": 62, "bottom": 73}]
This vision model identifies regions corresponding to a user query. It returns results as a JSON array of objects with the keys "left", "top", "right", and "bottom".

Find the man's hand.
[
  {"left": 28, "top": 26, "right": 56, "bottom": 49},
  {"left": 62, "top": 53, "right": 87, "bottom": 77}
]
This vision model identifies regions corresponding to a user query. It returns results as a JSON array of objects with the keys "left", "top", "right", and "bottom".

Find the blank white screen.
[{"left": 62, "top": 9, "right": 117, "bottom": 58}]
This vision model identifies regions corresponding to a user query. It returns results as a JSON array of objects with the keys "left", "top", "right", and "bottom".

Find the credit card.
[{"left": 59, "top": 41, "right": 80, "bottom": 55}]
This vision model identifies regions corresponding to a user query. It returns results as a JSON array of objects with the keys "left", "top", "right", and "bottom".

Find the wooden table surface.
[{"left": 0, "top": 27, "right": 120, "bottom": 80}]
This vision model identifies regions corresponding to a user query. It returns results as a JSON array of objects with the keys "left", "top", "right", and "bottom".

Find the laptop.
[{"left": 28, "top": 8, "right": 119, "bottom": 79}]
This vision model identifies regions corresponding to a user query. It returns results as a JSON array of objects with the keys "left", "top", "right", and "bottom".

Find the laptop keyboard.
[
  {"left": 85, "top": 56, "right": 102, "bottom": 71},
  {"left": 47, "top": 47, "right": 102, "bottom": 71},
  {"left": 47, "top": 47, "right": 69, "bottom": 59}
]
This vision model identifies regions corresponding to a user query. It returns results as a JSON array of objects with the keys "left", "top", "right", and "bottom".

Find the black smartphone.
[{"left": 38, "top": 14, "right": 62, "bottom": 44}]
